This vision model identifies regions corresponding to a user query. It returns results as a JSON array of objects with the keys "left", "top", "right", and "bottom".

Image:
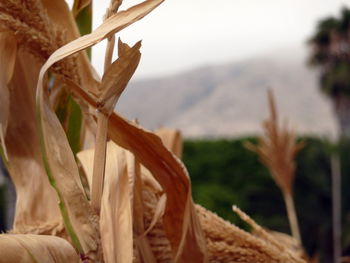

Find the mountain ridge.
[{"left": 117, "top": 48, "right": 338, "bottom": 138}]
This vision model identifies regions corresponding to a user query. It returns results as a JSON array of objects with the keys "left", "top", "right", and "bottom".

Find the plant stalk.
[
  {"left": 283, "top": 191, "right": 302, "bottom": 245},
  {"left": 91, "top": 111, "right": 108, "bottom": 213}
]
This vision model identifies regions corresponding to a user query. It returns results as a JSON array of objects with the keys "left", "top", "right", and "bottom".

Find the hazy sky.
[{"left": 74, "top": 0, "right": 350, "bottom": 79}]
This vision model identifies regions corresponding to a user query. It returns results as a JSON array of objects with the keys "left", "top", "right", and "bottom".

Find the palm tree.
[{"left": 309, "top": 7, "right": 350, "bottom": 137}]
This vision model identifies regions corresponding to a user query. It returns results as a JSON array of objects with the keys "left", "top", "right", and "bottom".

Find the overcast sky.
[{"left": 80, "top": 0, "right": 350, "bottom": 79}]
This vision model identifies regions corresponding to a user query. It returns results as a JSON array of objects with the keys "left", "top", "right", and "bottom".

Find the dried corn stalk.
[
  {"left": 0, "top": 1, "right": 308, "bottom": 263},
  {"left": 245, "top": 89, "right": 304, "bottom": 244}
]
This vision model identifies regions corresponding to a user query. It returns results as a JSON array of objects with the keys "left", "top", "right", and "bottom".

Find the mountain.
[{"left": 117, "top": 48, "right": 338, "bottom": 138}]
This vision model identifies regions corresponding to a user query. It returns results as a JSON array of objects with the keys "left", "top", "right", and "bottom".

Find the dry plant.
[
  {"left": 245, "top": 89, "right": 304, "bottom": 245},
  {"left": 0, "top": 1, "right": 308, "bottom": 262}
]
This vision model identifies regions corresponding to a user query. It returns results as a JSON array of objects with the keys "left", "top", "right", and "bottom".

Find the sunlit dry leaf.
[{"left": 0, "top": 234, "right": 79, "bottom": 263}]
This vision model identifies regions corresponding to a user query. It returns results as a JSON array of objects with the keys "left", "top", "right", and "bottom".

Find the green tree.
[{"left": 309, "top": 7, "right": 350, "bottom": 136}]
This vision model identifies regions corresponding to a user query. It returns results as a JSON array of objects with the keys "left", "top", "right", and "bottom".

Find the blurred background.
[{"left": 2, "top": 0, "right": 350, "bottom": 262}]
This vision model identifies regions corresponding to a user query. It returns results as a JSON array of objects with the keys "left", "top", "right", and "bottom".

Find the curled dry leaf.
[
  {"left": 73, "top": 91, "right": 208, "bottom": 261},
  {"left": 107, "top": 114, "right": 208, "bottom": 262},
  {"left": 0, "top": 234, "right": 79, "bottom": 263}
]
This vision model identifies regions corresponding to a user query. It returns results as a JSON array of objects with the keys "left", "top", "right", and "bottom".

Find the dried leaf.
[
  {"left": 155, "top": 128, "right": 183, "bottom": 158},
  {"left": 73, "top": 86, "right": 208, "bottom": 261},
  {"left": 107, "top": 114, "right": 208, "bottom": 262},
  {"left": 0, "top": 234, "right": 79, "bottom": 263},
  {"left": 101, "top": 143, "right": 133, "bottom": 263},
  {"left": 5, "top": 50, "right": 62, "bottom": 235},
  {"left": 78, "top": 142, "right": 133, "bottom": 263},
  {"left": 99, "top": 40, "right": 141, "bottom": 112},
  {"left": 36, "top": 83, "right": 100, "bottom": 258}
]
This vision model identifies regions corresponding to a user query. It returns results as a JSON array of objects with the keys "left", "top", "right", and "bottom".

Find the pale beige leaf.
[
  {"left": 78, "top": 142, "right": 133, "bottom": 263},
  {"left": 101, "top": 142, "right": 133, "bottom": 263},
  {"left": 0, "top": 234, "right": 79, "bottom": 263}
]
